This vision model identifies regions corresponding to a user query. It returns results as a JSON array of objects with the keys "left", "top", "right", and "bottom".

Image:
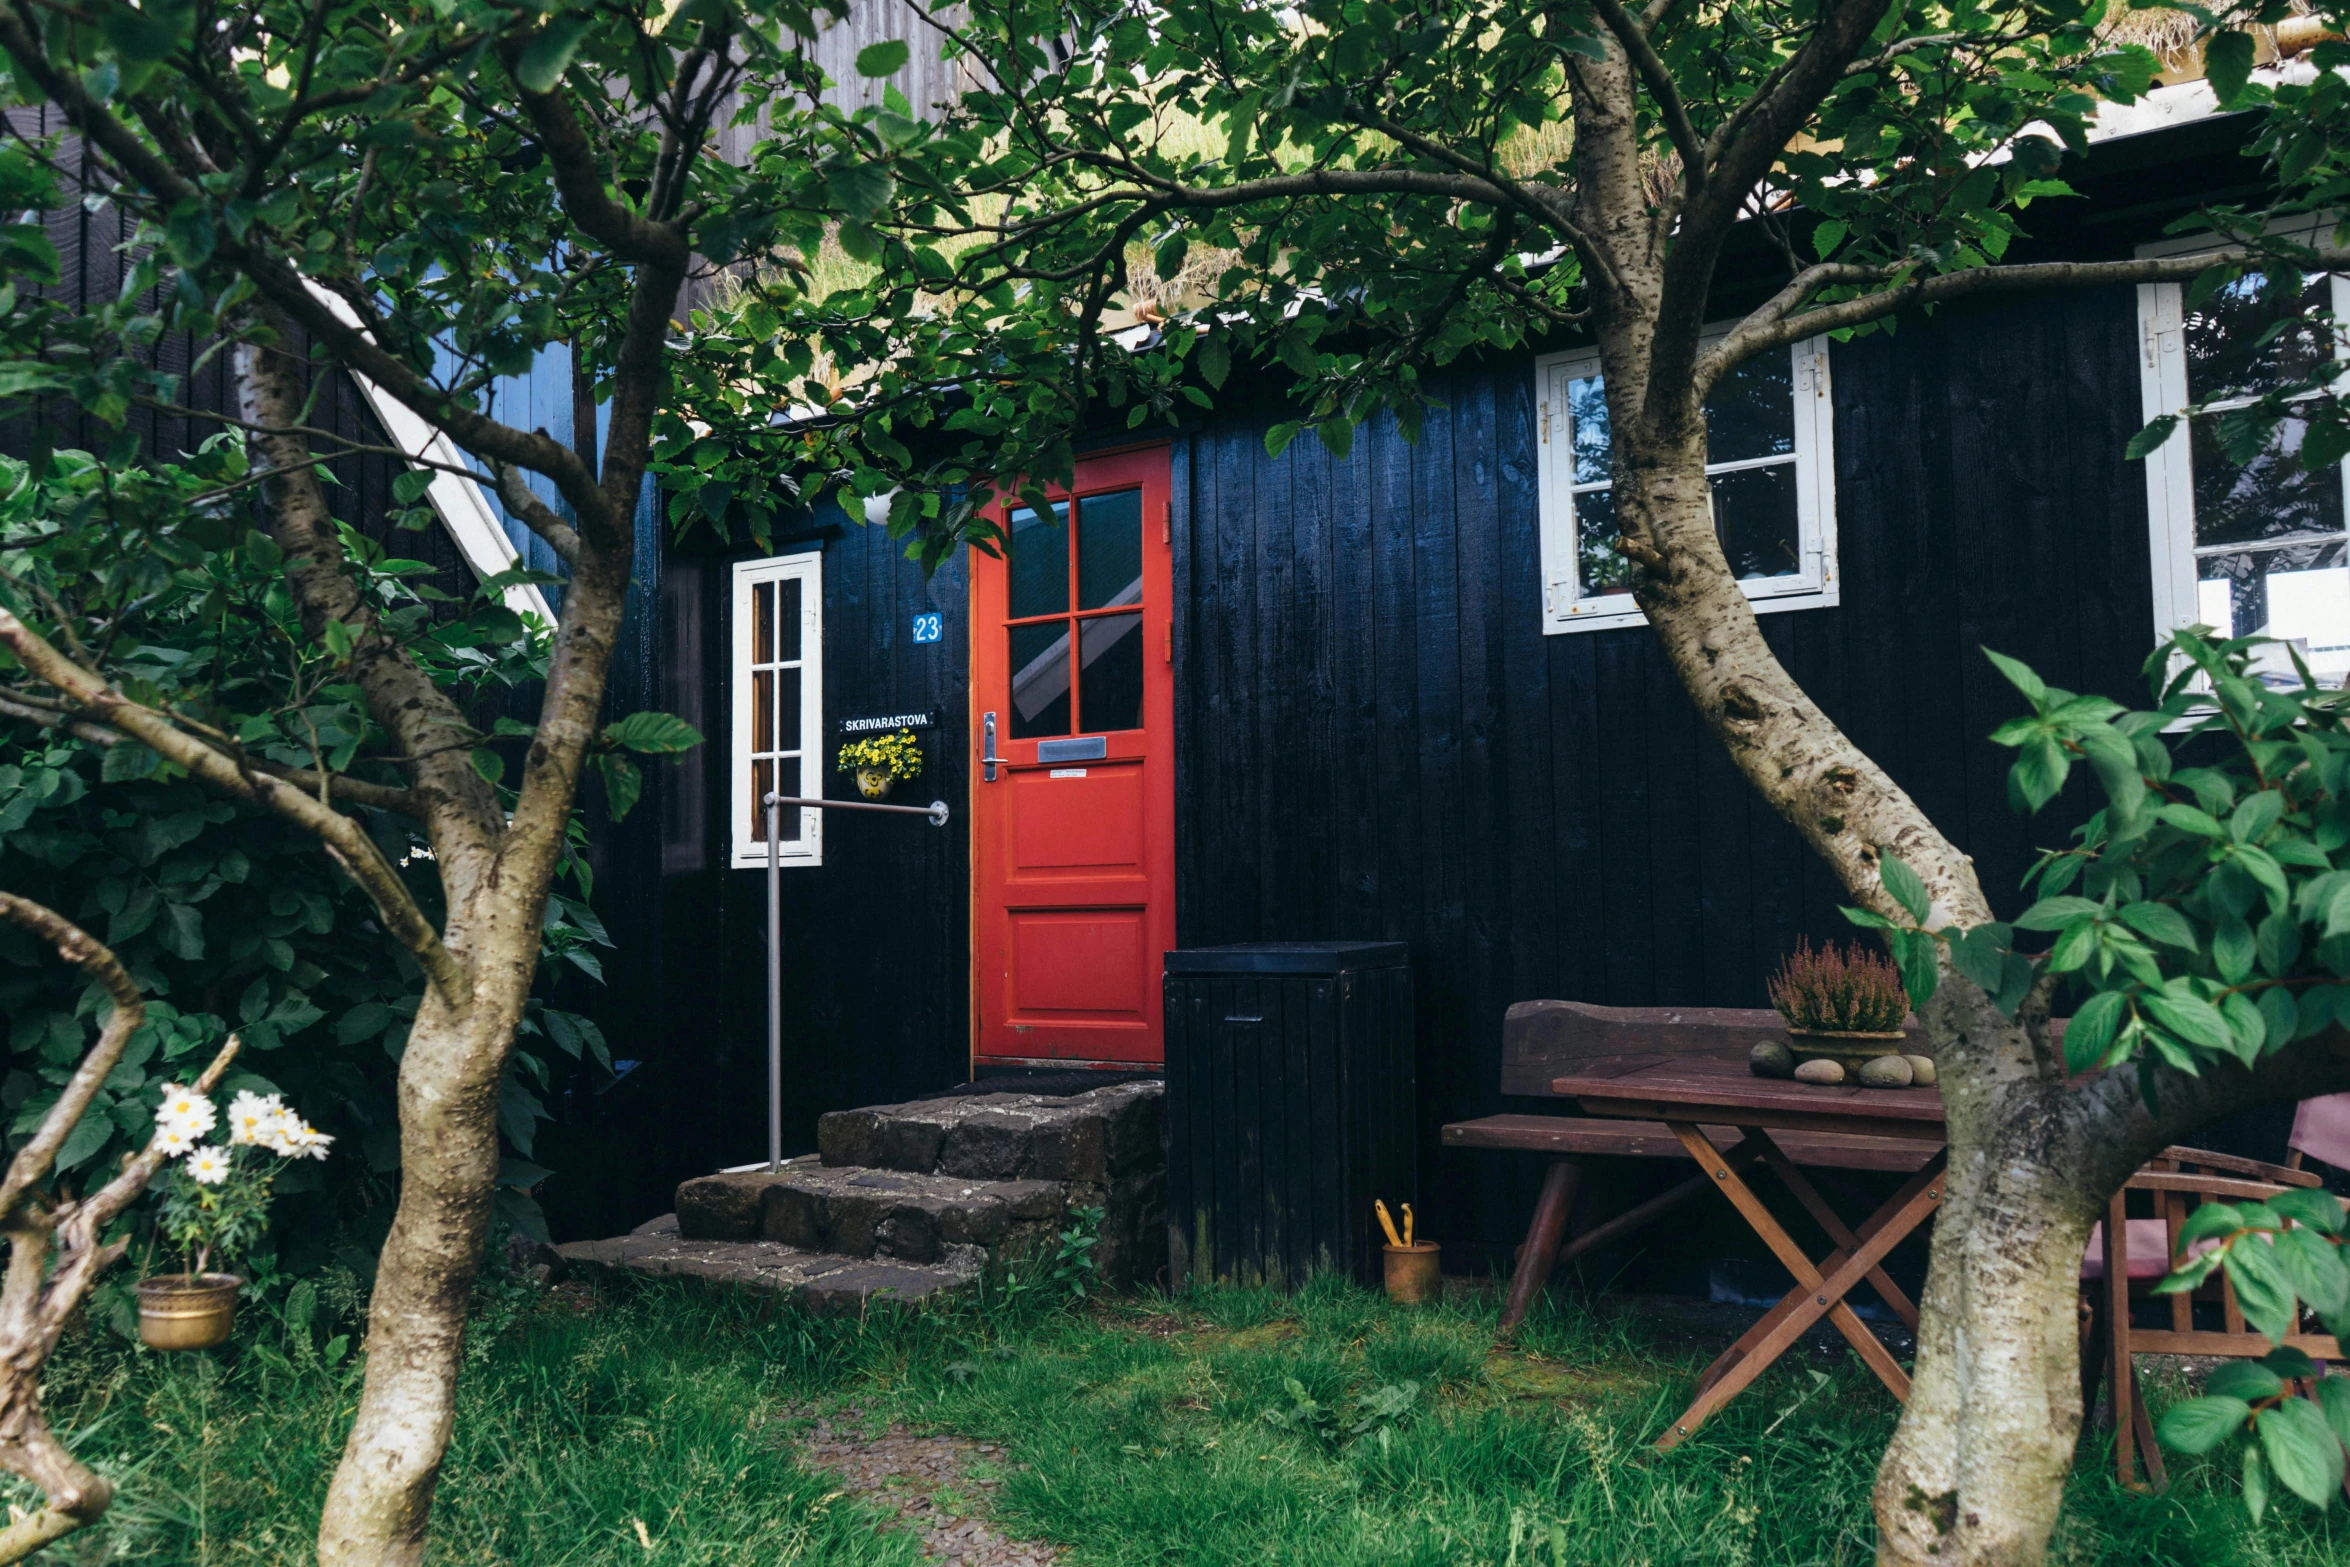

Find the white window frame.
[
  {"left": 2137, "top": 219, "right": 2350, "bottom": 679},
  {"left": 729, "top": 553, "right": 824, "bottom": 870},
  {"left": 1535, "top": 333, "right": 1840, "bottom": 634}
]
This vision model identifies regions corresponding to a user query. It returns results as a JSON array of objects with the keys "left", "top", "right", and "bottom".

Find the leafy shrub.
[
  {"left": 0, "top": 447, "right": 615, "bottom": 1268},
  {"left": 1765, "top": 938, "right": 1909, "bottom": 1032}
]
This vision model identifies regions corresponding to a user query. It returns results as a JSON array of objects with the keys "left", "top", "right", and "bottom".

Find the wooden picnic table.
[{"left": 1552, "top": 1053, "right": 1948, "bottom": 1450}]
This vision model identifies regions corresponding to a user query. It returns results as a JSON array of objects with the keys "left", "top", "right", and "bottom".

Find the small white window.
[
  {"left": 2138, "top": 244, "right": 2350, "bottom": 680},
  {"left": 730, "top": 553, "right": 823, "bottom": 869},
  {"left": 1536, "top": 335, "right": 1839, "bottom": 634}
]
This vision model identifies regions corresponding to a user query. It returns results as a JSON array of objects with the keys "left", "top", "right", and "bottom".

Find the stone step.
[
  {"left": 555, "top": 1215, "right": 978, "bottom": 1314},
  {"left": 674, "top": 1157, "right": 1067, "bottom": 1267},
  {"left": 818, "top": 1081, "right": 1163, "bottom": 1182}
]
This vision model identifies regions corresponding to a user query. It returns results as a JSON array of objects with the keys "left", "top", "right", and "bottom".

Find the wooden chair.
[
  {"left": 2080, "top": 1147, "right": 2334, "bottom": 1492},
  {"left": 1444, "top": 1001, "right": 1939, "bottom": 1335}
]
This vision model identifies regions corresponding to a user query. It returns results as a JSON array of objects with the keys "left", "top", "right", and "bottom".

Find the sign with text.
[
  {"left": 836, "top": 708, "right": 940, "bottom": 736},
  {"left": 911, "top": 612, "right": 943, "bottom": 644}
]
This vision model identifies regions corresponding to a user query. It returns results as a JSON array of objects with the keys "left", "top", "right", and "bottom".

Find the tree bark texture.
[{"left": 301, "top": 291, "right": 677, "bottom": 1567}]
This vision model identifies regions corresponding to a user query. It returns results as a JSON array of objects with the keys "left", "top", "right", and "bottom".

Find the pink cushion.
[
  {"left": 2292, "top": 1094, "right": 2350, "bottom": 1173},
  {"left": 2082, "top": 1218, "right": 2214, "bottom": 1281}
]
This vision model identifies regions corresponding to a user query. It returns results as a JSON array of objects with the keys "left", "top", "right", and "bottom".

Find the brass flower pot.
[
  {"left": 854, "top": 767, "right": 896, "bottom": 801},
  {"left": 136, "top": 1273, "right": 242, "bottom": 1351},
  {"left": 1786, "top": 1028, "right": 1908, "bottom": 1074},
  {"left": 1382, "top": 1242, "right": 1442, "bottom": 1306}
]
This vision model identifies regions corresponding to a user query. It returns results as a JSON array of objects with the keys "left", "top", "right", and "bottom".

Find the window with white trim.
[
  {"left": 730, "top": 554, "right": 823, "bottom": 869},
  {"left": 2138, "top": 264, "right": 2350, "bottom": 678},
  {"left": 1536, "top": 336, "right": 1839, "bottom": 634}
]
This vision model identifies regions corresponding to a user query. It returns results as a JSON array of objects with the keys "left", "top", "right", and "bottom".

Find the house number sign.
[{"left": 911, "top": 612, "right": 943, "bottom": 644}]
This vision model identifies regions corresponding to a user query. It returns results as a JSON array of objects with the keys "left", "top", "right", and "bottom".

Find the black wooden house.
[{"left": 564, "top": 74, "right": 2350, "bottom": 1271}]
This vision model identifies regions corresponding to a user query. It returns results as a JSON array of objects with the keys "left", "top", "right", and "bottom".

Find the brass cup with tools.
[{"left": 1377, "top": 1200, "right": 1440, "bottom": 1305}]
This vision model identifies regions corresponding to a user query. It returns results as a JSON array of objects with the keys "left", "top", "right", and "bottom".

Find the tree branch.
[
  {"left": 1701, "top": 251, "right": 2350, "bottom": 389},
  {"left": 0, "top": 610, "right": 466, "bottom": 1008},
  {"left": 0, "top": 687, "right": 420, "bottom": 814},
  {"left": 1589, "top": 0, "right": 1707, "bottom": 183},
  {"left": 489, "top": 463, "right": 582, "bottom": 566}
]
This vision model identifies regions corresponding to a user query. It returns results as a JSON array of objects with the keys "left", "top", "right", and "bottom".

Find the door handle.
[{"left": 982, "top": 710, "right": 999, "bottom": 782}]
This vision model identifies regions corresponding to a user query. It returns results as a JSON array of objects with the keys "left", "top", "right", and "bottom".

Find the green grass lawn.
[{"left": 15, "top": 1267, "right": 2350, "bottom": 1565}]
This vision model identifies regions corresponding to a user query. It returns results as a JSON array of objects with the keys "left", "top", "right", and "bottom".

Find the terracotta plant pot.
[
  {"left": 1786, "top": 1028, "right": 1907, "bottom": 1074},
  {"left": 1383, "top": 1241, "right": 1442, "bottom": 1306},
  {"left": 854, "top": 767, "right": 897, "bottom": 801},
  {"left": 136, "top": 1273, "right": 242, "bottom": 1351}
]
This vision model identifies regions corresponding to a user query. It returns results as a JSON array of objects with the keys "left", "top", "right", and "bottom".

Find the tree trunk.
[
  {"left": 1605, "top": 418, "right": 2124, "bottom": 1562},
  {"left": 312, "top": 995, "right": 509, "bottom": 1567}
]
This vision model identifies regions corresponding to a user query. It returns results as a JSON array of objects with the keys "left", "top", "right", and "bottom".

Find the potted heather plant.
[
  {"left": 1766, "top": 939, "right": 1914, "bottom": 1079},
  {"left": 137, "top": 1086, "right": 331, "bottom": 1349},
  {"left": 837, "top": 728, "right": 923, "bottom": 801}
]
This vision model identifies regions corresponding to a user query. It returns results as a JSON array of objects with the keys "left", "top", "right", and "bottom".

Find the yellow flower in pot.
[
  {"left": 141, "top": 1087, "right": 333, "bottom": 1350},
  {"left": 837, "top": 728, "right": 924, "bottom": 801}
]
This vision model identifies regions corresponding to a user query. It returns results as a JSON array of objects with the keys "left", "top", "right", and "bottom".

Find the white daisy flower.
[
  {"left": 185, "top": 1146, "right": 230, "bottom": 1186},
  {"left": 155, "top": 1086, "right": 216, "bottom": 1140},
  {"left": 153, "top": 1123, "right": 193, "bottom": 1158},
  {"left": 290, "top": 1123, "right": 334, "bottom": 1160},
  {"left": 226, "top": 1090, "right": 286, "bottom": 1147}
]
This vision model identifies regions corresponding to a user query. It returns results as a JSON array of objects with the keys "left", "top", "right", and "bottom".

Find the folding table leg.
[
  {"left": 1499, "top": 1159, "right": 1582, "bottom": 1335},
  {"left": 1756, "top": 1143, "right": 1922, "bottom": 1328},
  {"left": 1655, "top": 1124, "right": 1945, "bottom": 1450}
]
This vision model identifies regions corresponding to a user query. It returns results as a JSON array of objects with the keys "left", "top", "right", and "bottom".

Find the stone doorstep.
[
  {"left": 767, "top": 1161, "right": 1067, "bottom": 1265},
  {"left": 555, "top": 1215, "right": 978, "bottom": 1315},
  {"left": 817, "top": 1082, "right": 1165, "bottom": 1182},
  {"left": 676, "top": 1158, "right": 1069, "bottom": 1265}
]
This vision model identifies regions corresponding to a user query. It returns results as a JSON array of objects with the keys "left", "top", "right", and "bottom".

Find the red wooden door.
[{"left": 970, "top": 447, "right": 1175, "bottom": 1068}]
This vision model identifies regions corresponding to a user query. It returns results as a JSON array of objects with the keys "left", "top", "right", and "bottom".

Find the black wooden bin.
[{"left": 1163, "top": 942, "right": 1416, "bottom": 1288}]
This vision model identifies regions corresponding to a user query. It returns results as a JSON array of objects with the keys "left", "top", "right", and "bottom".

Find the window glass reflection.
[
  {"left": 1078, "top": 613, "right": 1144, "bottom": 732},
  {"left": 1008, "top": 502, "right": 1070, "bottom": 619},
  {"left": 1009, "top": 621, "right": 1072, "bottom": 738},
  {"left": 1078, "top": 489, "right": 1144, "bottom": 610}
]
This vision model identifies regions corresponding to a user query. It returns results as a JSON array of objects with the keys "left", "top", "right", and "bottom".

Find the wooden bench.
[{"left": 1448, "top": 999, "right": 1939, "bottom": 1333}]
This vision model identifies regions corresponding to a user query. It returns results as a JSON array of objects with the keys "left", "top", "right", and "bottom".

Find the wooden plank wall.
[
  {"left": 1171, "top": 284, "right": 2158, "bottom": 1262},
  {"left": 601, "top": 512, "right": 972, "bottom": 1217}
]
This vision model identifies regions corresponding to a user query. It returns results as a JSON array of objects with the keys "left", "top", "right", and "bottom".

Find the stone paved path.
[{"left": 797, "top": 1407, "right": 1061, "bottom": 1566}]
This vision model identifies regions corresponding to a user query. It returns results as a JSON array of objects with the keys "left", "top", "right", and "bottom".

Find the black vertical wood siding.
[
  {"left": 1168, "top": 284, "right": 2155, "bottom": 1260},
  {"left": 599, "top": 514, "right": 971, "bottom": 1223}
]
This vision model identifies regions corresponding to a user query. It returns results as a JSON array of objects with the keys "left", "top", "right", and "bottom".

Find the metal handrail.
[{"left": 761, "top": 787, "right": 949, "bottom": 1172}]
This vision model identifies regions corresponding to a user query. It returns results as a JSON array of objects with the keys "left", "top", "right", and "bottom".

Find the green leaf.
[
  {"left": 2177, "top": 1201, "right": 2247, "bottom": 1252},
  {"left": 2207, "top": 28, "right": 2257, "bottom": 105},
  {"left": 2259, "top": 1397, "right": 2345, "bottom": 1506},
  {"left": 2214, "top": 916, "right": 2257, "bottom": 984},
  {"left": 1949, "top": 923, "right": 2012, "bottom": 996},
  {"left": 1982, "top": 647, "right": 2048, "bottom": 709},
  {"left": 2210, "top": 1360, "right": 2288, "bottom": 1402},
  {"left": 2278, "top": 1226, "right": 2350, "bottom": 1317},
  {"left": 2247, "top": 1441, "right": 2270, "bottom": 1525},
  {"left": 2159, "top": 1395, "right": 2252, "bottom": 1455},
  {"left": 2119, "top": 901, "right": 2197, "bottom": 950},
  {"left": 2271, "top": 1188, "right": 2348, "bottom": 1236},
  {"left": 595, "top": 754, "right": 642, "bottom": 822},
  {"left": 2015, "top": 896, "right": 2101, "bottom": 931},
  {"left": 515, "top": 14, "right": 593, "bottom": 93},
  {"left": 100, "top": 741, "right": 160, "bottom": 783},
  {"left": 470, "top": 748, "right": 504, "bottom": 786},
  {"left": 2142, "top": 990, "right": 2234, "bottom": 1054},
  {"left": 826, "top": 161, "right": 897, "bottom": 221},
  {"left": 2125, "top": 413, "right": 2181, "bottom": 460},
  {"left": 2064, "top": 989, "right": 2130, "bottom": 1072},
  {"left": 1890, "top": 928, "right": 1939, "bottom": 1009},
  {"left": 2317, "top": 1375, "right": 2350, "bottom": 1450},
  {"left": 1198, "top": 335, "right": 1231, "bottom": 390},
  {"left": 601, "top": 711, "right": 705, "bottom": 755},
  {"left": 855, "top": 39, "right": 911, "bottom": 77},
  {"left": 1879, "top": 851, "right": 1930, "bottom": 924},
  {"left": 392, "top": 469, "right": 434, "bottom": 505},
  {"left": 2228, "top": 1236, "right": 2302, "bottom": 1345}
]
